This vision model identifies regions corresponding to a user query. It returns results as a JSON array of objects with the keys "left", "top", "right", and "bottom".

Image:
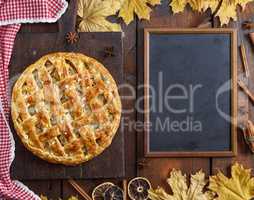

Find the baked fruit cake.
[{"left": 11, "top": 52, "right": 121, "bottom": 165}]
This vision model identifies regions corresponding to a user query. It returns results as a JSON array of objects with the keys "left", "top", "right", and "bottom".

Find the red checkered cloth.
[{"left": 0, "top": 1, "right": 68, "bottom": 199}]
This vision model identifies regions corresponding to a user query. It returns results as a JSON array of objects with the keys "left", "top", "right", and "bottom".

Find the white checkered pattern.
[
  {"left": 0, "top": 1, "right": 67, "bottom": 199},
  {"left": 0, "top": 0, "right": 68, "bottom": 25}
]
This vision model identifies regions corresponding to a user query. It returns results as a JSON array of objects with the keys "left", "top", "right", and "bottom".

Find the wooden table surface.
[{"left": 16, "top": 1, "right": 254, "bottom": 199}]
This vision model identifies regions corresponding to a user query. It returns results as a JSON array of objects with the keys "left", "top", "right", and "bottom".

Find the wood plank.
[
  {"left": 121, "top": 21, "right": 137, "bottom": 178},
  {"left": 9, "top": 32, "right": 125, "bottom": 179},
  {"left": 212, "top": 3, "right": 254, "bottom": 174},
  {"left": 138, "top": 158, "right": 210, "bottom": 192},
  {"left": 137, "top": 0, "right": 211, "bottom": 189},
  {"left": 20, "top": 23, "right": 58, "bottom": 33},
  {"left": 23, "top": 180, "right": 61, "bottom": 199}
]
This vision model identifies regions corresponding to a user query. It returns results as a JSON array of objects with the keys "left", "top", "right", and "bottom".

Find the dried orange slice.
[
  {"left": 128, "top": 177, "right": 151, "bottom": 200},
  {"left": 104, "top": 185, "right": 123, "bottom": 200},
  {"left": 92, "top": 182, "right": 115, "bottom": 200}
]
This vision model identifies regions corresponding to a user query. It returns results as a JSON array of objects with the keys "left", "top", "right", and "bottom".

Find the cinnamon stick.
[
  {"left": 68, "top": 179, "right": 92, "bottom": 200},
  {"left": 240, "top": 43, "right": 250, "bottom": 78},
  {"left": 122, "top": 179, "right": 128, "bottom": 200},
  {"left": 238, "top": 80, "right": 254, "bottom": 103}
]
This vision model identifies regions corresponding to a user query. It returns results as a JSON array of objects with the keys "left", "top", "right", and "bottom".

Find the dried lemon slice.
[
  {"left": 92, "top": 182, "right": 115, "bottom": 200},
  {"left": 128, "top": 177, "right": 151, "bottom": 200}
]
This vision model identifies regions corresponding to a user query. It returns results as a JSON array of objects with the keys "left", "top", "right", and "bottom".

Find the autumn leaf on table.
[
  {"left": 148, "top": 169, "right": 215, "bottom": 200},
  {"left": 105, "top": 0, "right": 124, "bottom": 11},
  {"left": 119, "top": 0, "right": 161, "bottom": 25},
  {"left": 170, "top": 0, "right": 218, "bottom": 14},
  {"left": 67, "top": 196, "right": 79, "bottom": 200},
  {"left": 169, "top": 0, "right": 253, "bottom": 25},
  {"left": 40, "top": 195, "right": 48, "bottom": 200},
  {"left": 77, "top": 0, "right": 121, "bottom": 32},
  {"left": 214, "top": 0, "right": 253, "bottom": 25},
  {"left": 209, "top": 163, "right": 254, "bottom": 200}
]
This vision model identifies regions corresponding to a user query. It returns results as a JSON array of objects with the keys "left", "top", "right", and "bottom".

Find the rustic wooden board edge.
[
  {"left": 143, "top": 28, "right": 238, "bottom": 157},
  {"left": 10, "top": 31, "right": 125, "bottom": 180}
]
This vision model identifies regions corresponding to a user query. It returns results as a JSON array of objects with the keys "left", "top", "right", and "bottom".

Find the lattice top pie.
[{"left": 11, "top": 52, "right": 121, "bottom": 165}]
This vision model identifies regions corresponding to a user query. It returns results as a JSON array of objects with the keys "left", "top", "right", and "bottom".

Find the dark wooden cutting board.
[{"left": 9, "top": 1, "right": 124, "bottom": 180}]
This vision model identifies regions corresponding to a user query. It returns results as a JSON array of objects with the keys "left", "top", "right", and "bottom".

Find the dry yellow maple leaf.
[
  {"left": 148, "top": 169, "right": 215, "bottom": 200},
  {"left": 209, "top": 162, "right": 254, "bottom": 200},
  {"left": 119, "top": 0, "right": 161, "bottom": 25},
  {"left": 170, "top": 0, "right": 218, "bottom": 13},
  {"left": 169, "top": 0, "right": 253, "bottom": 25},
  {"left": 40, "top": 195, "right": 48, "bottom": 200},
  {"left": 214, "top": 0, "right": 253, "bottom": 25},
  {"left": 67, "top": 196, "right": 79, "bottom": 200},
  {"left": 77, "top": 0, "right": 121, "bottom": 32}
]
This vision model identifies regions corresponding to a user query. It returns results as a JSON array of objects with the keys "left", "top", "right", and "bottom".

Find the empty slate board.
[
  {"left": 9, "top": 32, "right": 124, "bottom": 179},
  {"left": 144, "top": 28, "right": 237, "bottom": 157}
]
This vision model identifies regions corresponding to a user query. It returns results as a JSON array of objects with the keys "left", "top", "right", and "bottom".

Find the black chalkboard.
[{"left": 144, "top": 29, "right": 237, "bottom": 157}]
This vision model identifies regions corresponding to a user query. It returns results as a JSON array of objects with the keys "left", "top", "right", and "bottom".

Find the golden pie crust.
[{"left": 11, "top": 52, "right": 121, "bottom": 165}]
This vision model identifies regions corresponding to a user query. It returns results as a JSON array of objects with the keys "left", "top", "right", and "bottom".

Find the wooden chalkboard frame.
[{"left": 144, "top": 28, "right": 237, "bottom": 157}]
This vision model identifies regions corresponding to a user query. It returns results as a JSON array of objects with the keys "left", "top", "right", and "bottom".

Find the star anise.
[
  {"left": 137, "top": 158, "right": 150, "bottom": 169},
  {"left": 103, "top": 46, "right": 115, "bottom": 58},
  {"left": 66, "top": 32, "right": 79, "bottom": 44},
  {"left": 242, "top": 21, "right": 254, "bottom": 30}
]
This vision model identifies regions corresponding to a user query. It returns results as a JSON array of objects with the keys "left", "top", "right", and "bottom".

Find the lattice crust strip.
[{"left": 11, "top": 52, "right": 121, "bottom": 165}]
